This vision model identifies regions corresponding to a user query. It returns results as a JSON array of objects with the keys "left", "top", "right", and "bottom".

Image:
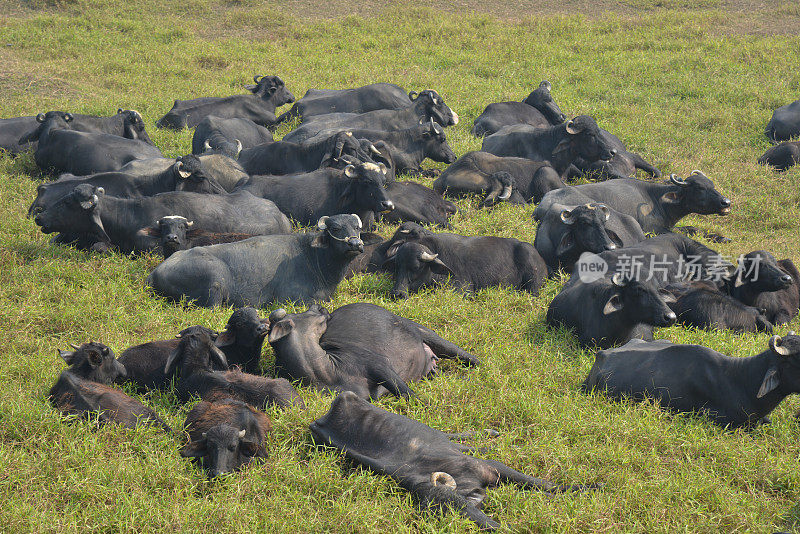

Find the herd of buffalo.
[{"left": 4, "top": 75, "right": 800, "bottom": 529}]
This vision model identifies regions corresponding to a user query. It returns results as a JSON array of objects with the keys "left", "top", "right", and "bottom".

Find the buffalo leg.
[
  {"left": 628, "top": 152, "right": 661, "bottom": 178},
  {"left": 416, "top": 326, "right": 480, "bottom": 366},
  {"left": 413, "top": 483, "right": 500, "bottom": 530}
]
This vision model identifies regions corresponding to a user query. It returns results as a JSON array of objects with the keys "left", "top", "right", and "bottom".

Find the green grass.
[{"left": 2, "top": 1, "right": 800, "bottom": 532}]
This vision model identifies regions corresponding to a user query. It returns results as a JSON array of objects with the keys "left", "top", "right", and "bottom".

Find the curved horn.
[
  {"left": 174, "top": 160, "right": 192, "bottom": 179},
  {"left": 351, "top": 213, "right": 363, "bottom": 229},
  {"left": 70, "top": 343, "right": 81, "bottom": 350},
  {"left": 770, "top": 335, "right": 792, "bottom": 356},
  {"left": 670, "top": 174, "right": 687, "bottom": 186},
  {"left": 612, "top": 273, "right": 628, "bottom": 287},
  {"left": 235, "top": 139, "right": 242, "bottom": 155},
  {"left": 408, "top": 90, "right": 418, "bottom": 100},
  {"left": 690, "top": 169, "right": 703, "bottom": 176},
  {"left": 498, "top": 184, "right": 513, "bottom": 200},
  {"left": 317, "top": 216, "right": 329, "bottom": 230},
  {"left": 238, "top": 429, "right": 246, "bottom": 438},
  {"left": 430, "top": 472, "right": 457, "bottom": 489},
  {"left": 560, "top": 209, "right": 575, "bottom": 225},
  {"left": 203, "top": 139, "right": 212, "bottom": 151},
  {"left": 36, "top": 113, "right": 46, "bottom": 123},
  {"left": 419, "top": 251, "right": 439, "bottom": 262},
  {"left": 565, "top": 119, "right": 580, "bottom": 135},
  {"left": 540, "top": 80, "right": 552, "bottom": 90},
  {"left": 253, "top": 75, "right": 262, "bottom": 83}
]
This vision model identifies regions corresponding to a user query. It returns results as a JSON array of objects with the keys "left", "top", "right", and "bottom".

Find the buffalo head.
[
  {"left": 555, "top": 203, "right": 619, "bottom": 267},
  {"left": 338, "top": 161, "right": 394, "bottom": 221},
  {"left": 663, "top": 171, "right": 731, "bottom": 216},
  {"left": 602, "top": 274, "right": 677, "bottom": 328},
  {"left": 384, "top": 242, "right": 454, "bottom": 299},
  {"left": 181, "top": 424, "right": 267, "bottom": 477},
  {"left": 117, "top": 109, "right": 154, "bottom": 145},
  {"left": 420, "top": 119, "right": 457, "bottom": 164},
  {"left": 316, "top": 213, "right": 365, "bottom": 257},
  {"left": 523, "top": 80, "right": 567, "bottom": 125},
  {"left": 58, "top": 341, "right": 126, "bottom": 384},
  {"left": 34, "top": 183, "right": 110, "bottom": 246},
  {"left": 245, "top": 75, "right": 295, "bottom": 108},
  {"left": 410, "top": 89, "right": 459, "bottom": 127},
  {"left": 164, "top": 326, "right": 228, "bottom": 376},
  {"left": 172, "top": 155, "right": 227, "bottom": 194},
  {"left": 555, "top": 115, "right": 616, "bottom": 164}
]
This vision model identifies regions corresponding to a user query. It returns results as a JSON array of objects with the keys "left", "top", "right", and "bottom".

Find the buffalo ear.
[
  {"left": 244, "top": 84, "right": 258, "bottom": 92},
  {"left": 180, "top": 440, "right": 207, "bottom": 458},
  {"left": 87, "top": 350, "right": 103, "bottom": 368},
  {"left": 428, "top": 258, "right": 454, "bottom": 277},
  {"left": 240, "top": 440, "right": 266, "bottom": 458},
  {"left": 268, "top": 319, "right": 295, "bottom": 343},
  {"left": 756, "top": 366, "right": 780, "bottom": 398},
  {"left": 658, "top": 288, "right": 677, "bottom": 304},
  {"left": 215, "top": 329, "right": 236, "bottom": 348},
  {"left": 360, "top": 232, "right": 384, "bottom": 246},
  {"left": 660, "top": 192, "right": 681, "bottom": 205},
  {"left": 136, "top": 225, "right": 161, "bottom": 238},
  {"left": 164, "top": 348, "right": 181, "bottom": 374},
  {"left": 602, "top": 294, "right": 624, "bottom": 315},
  {"left": 552, "top": 139, "right": 571, "bottom": 157}
]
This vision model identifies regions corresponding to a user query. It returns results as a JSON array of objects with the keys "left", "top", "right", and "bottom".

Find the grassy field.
[{"left": 2, "top": 0, "right": 800, "bottom": 532}]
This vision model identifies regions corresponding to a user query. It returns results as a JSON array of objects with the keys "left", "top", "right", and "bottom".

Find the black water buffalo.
[
  {"left": 236, "top": 162, "right": 393, "bottom": 228},
  {"left": 570, "top": 130, "right": 661, "bottom": 180},
  {"left": 191, "top": 116, "right": 273, "bottom": 155},
  {"left": 118, "top": 309, "right": 268, "bottom": 390},
  {"left": 582, "top": 333, "right": 800, "bottom": 428},
  {"left": 547, "top": 273, "right": 677, "bottom": 349},
  {"left": 306, "top": 120, "right": 457, "bottom": 174},
  {"left": 138, "top": 216, "right": 255, "bottom": 258},
  {"left": 181, "top": 397, "right": 271, "bottom": 477},
  {"left": 765, "top": 98, "right": 800, "bottom": 143},
  {"left": 481, "top": 116, "right": 617, "bottom": 176},
  {"left": 148, "top": 213, "right": 365, "bottom": 307},
  {"left": 382, "top": 181, "right": 457, "bottom": 228},
  {"left": 237, "top": 131, "right": 372, "bottom": 175},
  {"left": 534, "top": 202, "right": 645, "bottom": 274},
  {"left": 536, "top": 171, "right": 730, "bottom": 234},
  {"left": 281, "top": 90, "right": 458, "bottom": 144},
  {"left": 344, "top": 227, "right": 408, "bottom": 278},
  {"left": 156, "top": 75, "right": 295, "bottom": 130},
  {"left": 664, "top": 281, "right": 773, "bottom": 334},
  {"left": 311, "top": 391, "right": 593, "bottom": 530},
  {"left": 433, "top": 151, "right": 565, "bottom": 206},
  {"left": 110, "top": 153, "right": 249, "bottom": 192},
  {"left": 724, "top": 251, "right": 798, "bottom": 325},
  {"left": 28, "top": 155, "right": 227, "bottom": 218},
  {"left": 34, "top": 184, "right": 290, "bottom": 253},
  {"left": 471, "top": 80, "right": 566, "bottom": 137},
  {"left": 49, "top": 342, "right": 170, "bottom": 431},
  {"left": 19, "top": 111, "right": 163, "bottom": 175},
  {"left": 3, "top": 109, "right": 154, "bottom": 155},
  {"left": 164, "top": 326, "right": 304, "bottom": 409},
  {"left": 580, "top": 232, "right": 728, "bottom": 288},
  {"left": 758, "top": 141, "right": 800, "bottom": 171},
  {"left": 268, "top": 303, "right": 478, "bottom": 400},
  {"left": 277, "top": 83, "right": 411, "bottom": 122},
  {"left": 383, "top": 231, "right": 547, "bottom": 298}
]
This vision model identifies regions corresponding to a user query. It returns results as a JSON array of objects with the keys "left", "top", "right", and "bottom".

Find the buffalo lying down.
[
  {"left": 118, "top": 308, "right": 269, "bottom": 390},
  {"left": 165, "top": 326, "right": 304, "bottom": 409},
  {"left": 50, "top": 342, "right": 170, "bottom": 431},
  {"left": 268, "top": 303, "right": 479, "bottom": 399},
  {"left": 765, "top": 98, "right": 800, "bottom": 143},
  {"left": 582, "top": 333, "right": 800, "bottom": 428},
  {"left": 434, "top": 151, "right": 565, "bottom": 206},
  {"left": 181, "top": 397, "right": 271, "bottom": 477},
  {"left": 664, "top": 281, "right": 773, "bottom": 334},
  {"left": 311, "top": 391, "right": 594, "bottom": 530},
  {"left": 148, "top": 214, "right": 365, "bottom": 308},
  {"left": 759, "top": 141, "right": 800, "bottom": 172},
  {"left": 471, "top": 80, "right": 566, "bottom": 137}
]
